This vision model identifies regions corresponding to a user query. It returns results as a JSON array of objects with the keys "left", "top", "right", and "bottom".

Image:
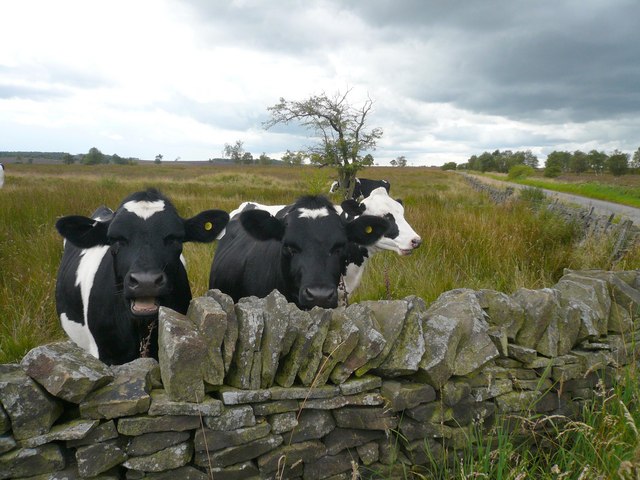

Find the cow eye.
[
  {"left": 109, "top": 236, "right": 128, "bottom": 254},
  {"left": 164, "top": 235, "right": 183, "bottom": 247},
  {"left": 330, "top": 243, "right": 345, "bottom": 255}
]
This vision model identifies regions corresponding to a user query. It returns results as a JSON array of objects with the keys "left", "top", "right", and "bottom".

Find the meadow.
[{"left": 1, "top": 163, "right": 640, "bottom": 478}]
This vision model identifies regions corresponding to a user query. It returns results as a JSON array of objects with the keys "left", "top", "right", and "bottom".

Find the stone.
[
  {"left": 123, "top": 442, "right": 193, "bottom": 472},
  {"left": 475, "top": 289, "right": 525, "bottom": 340},
  {"left": 76, "top": 440, "right": 128, "bottom": 478},
  {"left": 381, "top": 380, "right": 436, "bottom": 411},
  {"left": 257, "top": 440, "right": 327, "bottom": 474},
  {"left": 551, "top": 363, "right": 584, "bottom": 382},
  {"left": 356, "top": 442, "right": 379, "bottom": 466},
  {"left": 269, "top": 411, "right": 299, "bottom": 434},
  {"left": 304, "top": 450, "right": 353, "bottom": 480},
  {"left": 297, "top": 308, "right": 333, "bottom": 386},
  {"left": 453, "top": 310, "right": 499, "bottom": 376},
  {"left": 554, "top": 274, "right": 610, "bottom": 339},
  {"left": 417, "top": 289, "right": 475, "bottom": 387},
  {"left": 209, "top": 461, "right": 260, "bottom": 480},
  {"left": 204, "top": 405, "right": 256, "bottom": 431},
  {"left": 67, "top": 420, "right": 118, "bottom": 448},
  {"left": 338, "top": 375, "right": 382, "bottom": 396},
  {"left": 406, "top": 402, "right": 453, "bottom": 424},
  {"left": 303, "top": 392, "right": 384, "bottom": 410},
  {"left": 398, "top": 417, "right": 453, "bottom": 442},
  {"left": 494, "top": 391, "right": 558, "bottom": 413},
  {"left": 252, "top": 399, "right": 299, "bottom": 416},
  {"left": 555, "top": 301, "right": 582, "bottom": 355},
  {"left": 487, "top": 325, "right": 509, "bottom": 356},
  {"left": 0, "top": 364, "right": 63, "bottom": 440},
  {"left": 193, "top": 434, "right": 283, "bottom": 468},
  {"left": 512, "top": 288, "right": 559, "bottom": 350},
  {"left": 330, "top": 304, "right": 386, "bottom": 383},
  {"left": 0, "top": 436, "right": 15, "bottom": 455},
  {"left": 272, "top": 306, "right": 314, "bottom": 387},
  {"left": 471, "top": 378, "right": 513, "bottom": 401},
  {"left": 187, "top": 296, "right": 227, "bottom": 386},
  {"left": 0, "top": 407, "right": 8, "bottom": 435},
  {"left": 148, "top": 389, "right": 222, "bottom": 416},
  {"left": 440, "top": 379, "right": 471, "bottom": 407},
  {"left": 144, "top": 466, "right": 209, "bottom": 480},
  {"left": 323, "top": 428, "right": 385, "bottom": 456},
  {"left": 20, "top": 341, "right": 113, "bottom": 403},
  {"left": 507, "top": 344, "right": 537, "bottom": 364},
  {"left": 19, "top": 418, "right": 99, "bottom": 448},
  {"left": 217, "top": 386, "right": 271, "bottom": 405},
  {"left": 285, "top": 409, "right": 335, "bottom": 443},
  {"left": 260, "top": 290, "right": 292, "bottom": 388},
  {"left": 79, "top": 358, "right": 156, "bottom": 419},
  {"left": 194, "top": 423, "right": 271, "bottom": 451},
  {"left": 333, "top": 407, "right": 398, "bottom": 430},
  {"left": 117, "top": 415, "right": 201, "bottom": 436},
  {"left": 313, "top": 309, "right": 361, "bottom": 386},
  {"left": 0, "top": 444, "right": 65, "bottom": 479},
  {"left": 374, "top": 297, "right": 427, "bottom": 377},
  {"left": 270, "top": 385, "right": 339, "bottom": 401},
  {"left": 227, "top": 297, "right": 265, "bottom": 389},
  {"left": 127, "top": 431, "right": 190, "bottom": 456},
  {"left": 206, "top": 289, "right": 238, "bottom": 375},
  {"left": 357, "top": 299, "right": 410, "bottom": 372},
  {"left": 158, "top": 307, "right": 206, "bottom": 402}
]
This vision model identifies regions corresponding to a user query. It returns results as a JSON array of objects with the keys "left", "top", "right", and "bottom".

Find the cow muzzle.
[
  {"left": 125, "top": 271, "right": 168, "bottom": 316},
  {"left": 299, "top": 286, "right": 338, "bottom": 309}
]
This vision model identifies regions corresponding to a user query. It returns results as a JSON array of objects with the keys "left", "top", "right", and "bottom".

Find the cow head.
[
  {"left": 240, "top": 195, "right": 388, "bottom": 309},
  {"left": 56, "top": 188, "right": 229, "bottom": 317},
  {"left": 341, "top": 187, "right": 422, "bottom": 255}
]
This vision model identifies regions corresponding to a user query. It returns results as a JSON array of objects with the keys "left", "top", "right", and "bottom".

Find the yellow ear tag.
[
  {"left": 365, "top": 225, "right": 373, "bottom": 234},
  {"left": 204, "top": 222, "right": 213, "bottom": 231}
]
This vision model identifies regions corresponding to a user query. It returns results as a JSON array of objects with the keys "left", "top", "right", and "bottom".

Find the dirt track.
[{"left": 466, "top": 174, "right": 640, "bottom": 224}]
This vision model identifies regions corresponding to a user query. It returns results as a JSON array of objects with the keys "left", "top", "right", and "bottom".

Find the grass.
[
  {"left": 2, "top": 163, "right": 640, "bottom": 363},
  {"left": 3, "top": 163, "right": 640, "bottom": 477}
]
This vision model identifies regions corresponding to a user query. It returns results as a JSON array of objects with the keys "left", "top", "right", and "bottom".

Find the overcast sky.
[{"left": 1, "top": 1, "right": 639, "bottom": 166}]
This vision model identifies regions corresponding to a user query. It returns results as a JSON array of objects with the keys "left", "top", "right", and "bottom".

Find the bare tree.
[{"left": 264, "top": 89, "right": 382, "bottom": 199}]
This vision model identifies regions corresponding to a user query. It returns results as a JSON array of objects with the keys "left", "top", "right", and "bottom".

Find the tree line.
[{"left": 445, "top": 147, "right": 640, "bottom": 177}]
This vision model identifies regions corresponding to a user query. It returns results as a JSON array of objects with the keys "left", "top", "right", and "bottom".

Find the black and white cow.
[
  {"left": 0, "top": 163, "right": 4, "bottom": 189},
  {"left": 55, "top": 188, "right": 229, "bottom": 365},
  {"left": 209, "top": 195, "right": 388, "bottom": 309},
  {"left": 220, "top": 187, "right": 421, "bottom": 300},
  {"left": 329, "top": 177, "right": 391, "bottom": 200}
]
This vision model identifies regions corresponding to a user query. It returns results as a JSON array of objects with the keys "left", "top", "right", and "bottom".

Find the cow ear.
[
  {"left": 55, "top": 215, "right": 109, "bottom": 248},
  {"left": 345, "top": 215, "right": 389, "bottom": 246},
  {"left": 340, "top": 199, "right": 366, "bottom": 217},
  {"left": 185, "top": 210, "right": 230, "bottom": 243},
  {"left": 240, "top": 209, "right": 285, "bottom": 241},
  {"left": 395, "top": 198, "right": 404, "bottom": 206}
]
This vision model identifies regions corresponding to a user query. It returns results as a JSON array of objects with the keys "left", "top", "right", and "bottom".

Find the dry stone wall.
[{"left": 1, "top": 269, "right": 640, "bottom": 479}]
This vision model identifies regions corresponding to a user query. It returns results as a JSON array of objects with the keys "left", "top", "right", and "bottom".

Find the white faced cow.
[
  {"left": 55, "top": 188, "right": 229, "bottom": 365},
  {"left": 209, "top": 195, "right": 388, "bottom": 309},
  {"left": 329, "top": 177, "right": 391, "bottom": 200},
  {"left": 216, "top": 187, "right": 421, "bottom": 300}
]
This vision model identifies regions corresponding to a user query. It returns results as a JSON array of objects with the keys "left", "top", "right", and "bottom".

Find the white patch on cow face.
[
  {"left": 123, "top": 200, "right": 165, "bottom": 220},
  {"left": 297, "top": 207, "right": 330, "bottom": 219},
  {"left": 60, "top": 313, "right": 100, "bottom": 358},
  {"left": 75, "top": 245, "right": 110, "bottom": 328},
  {"left": 361, "top": 187, "right": 421, "bottom": 255}
]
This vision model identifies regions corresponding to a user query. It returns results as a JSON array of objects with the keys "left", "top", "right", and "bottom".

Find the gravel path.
[{"left": 466, "top": 174, "right": 640, "bottom": 224}]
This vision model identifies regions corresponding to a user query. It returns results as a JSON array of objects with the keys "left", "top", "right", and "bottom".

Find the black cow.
[
  {"left": 209, "top": 195, "right": 388, "bottom": 309},
  {"left": 55, "top": 188, "right": 229, "bottom": 365},
  {"left": 329, "top": 177, "right": 391, "bottom": 200}
]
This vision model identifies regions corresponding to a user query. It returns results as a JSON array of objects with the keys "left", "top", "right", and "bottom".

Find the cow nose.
[
  {"left": 411, "top": 237, "right": 423, "bottom": 249},
  {"left": 300, "top": 287, "right": 338, "bottom": 309},
  {"left": 127, "top": 271, "right": 168, "bottom": 295}
]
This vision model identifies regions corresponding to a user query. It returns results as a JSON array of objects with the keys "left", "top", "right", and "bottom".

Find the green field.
[{"left": 2, "top": 163, "right": 640, "bottom": 478}]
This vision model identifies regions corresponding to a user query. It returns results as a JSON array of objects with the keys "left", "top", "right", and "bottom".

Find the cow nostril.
[
  {"left": 301, "top": 287, "right": 337, "bottom": 308},
  {"left": 412, "top": 237, "right": 423, "bottom": 248},
  {"left": 155, "top": 274, "right": 167, "bottom": 287}
]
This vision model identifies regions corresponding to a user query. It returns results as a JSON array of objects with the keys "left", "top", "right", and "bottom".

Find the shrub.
[{"left": 508, "top": 164, "right": 534, "bottom": 180}]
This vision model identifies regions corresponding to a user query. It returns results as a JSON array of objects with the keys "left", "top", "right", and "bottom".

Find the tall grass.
[{"left": 1, "top": 163, "right": 639, "bottom": 363}]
